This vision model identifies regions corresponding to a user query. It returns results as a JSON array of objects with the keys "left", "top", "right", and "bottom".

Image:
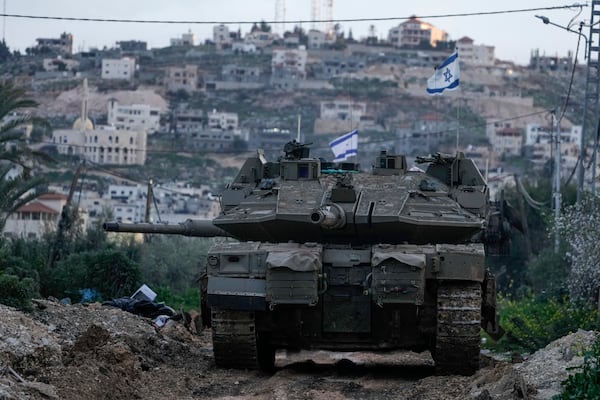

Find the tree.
[
  {"left": 0, "top": 40, "right": 12, "bottom": 63},
  {"left": 0, "top": 81, "right": 52, "bottom": 229},
  {"left": 556, "top": 197, "right": 600, "bottom": 302}
]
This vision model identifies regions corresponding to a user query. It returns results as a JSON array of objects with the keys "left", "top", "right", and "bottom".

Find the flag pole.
[{"left": 456, "top": 97, "right": 460, "bottom": 153}]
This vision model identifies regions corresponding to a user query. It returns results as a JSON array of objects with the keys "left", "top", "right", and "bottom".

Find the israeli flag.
[
  {"left": 329, "top": 129, "right": 358, "bottom": 162},
  {"left": 426, "top": 50, "right": 460, "bottom": 95}
]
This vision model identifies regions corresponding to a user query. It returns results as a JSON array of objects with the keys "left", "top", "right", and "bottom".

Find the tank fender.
[{"left": 207, "top": 277, "right": 267, "bottom": 311}]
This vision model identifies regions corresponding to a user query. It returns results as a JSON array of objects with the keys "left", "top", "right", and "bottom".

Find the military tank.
[{"left": 104, "top": 141, "right": 504, "bottom": 375}]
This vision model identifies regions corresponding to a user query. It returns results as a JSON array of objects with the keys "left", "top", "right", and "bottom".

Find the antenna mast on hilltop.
[
  {"left": 311, "top": 0, "right": 321, "bottom": 31},
  {"left": 325, "top": 0, "right": 334, "bottom": 37},
  {"left": 274, "top": 0, "right": 286, "bottom": 36}
]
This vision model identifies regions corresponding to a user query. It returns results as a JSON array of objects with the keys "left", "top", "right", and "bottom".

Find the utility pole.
[{"left": 553, "top": 109, "right": 562, "bottom": 253}]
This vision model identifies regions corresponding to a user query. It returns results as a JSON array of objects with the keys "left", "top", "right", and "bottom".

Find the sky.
[{"left": 0, "top": 0, "right": 591, "bottom": 65}]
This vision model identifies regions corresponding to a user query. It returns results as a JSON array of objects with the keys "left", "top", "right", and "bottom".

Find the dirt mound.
[{"left": 0, "top": 299, "right": 596, "bottom": 399}]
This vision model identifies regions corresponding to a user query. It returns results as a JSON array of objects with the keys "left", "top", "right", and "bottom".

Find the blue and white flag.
[
  {"left": 329, "top": 129, "right": 358, "bottom": 162},
  {"left": 426, "top": 50, "right": 460, "bottom": 95}
]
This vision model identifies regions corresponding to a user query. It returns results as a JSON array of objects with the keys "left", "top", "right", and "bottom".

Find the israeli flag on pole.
[
  {"left": 329, "top": 129, "right": 358, "bottom": 162},
  {"left": 426, "top": 50, "right": 460, "bottom": 95}
]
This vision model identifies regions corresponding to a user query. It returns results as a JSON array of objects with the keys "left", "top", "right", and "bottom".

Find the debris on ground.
[{"left": 0, "top": 299, "right": 596, "bottom": 399}]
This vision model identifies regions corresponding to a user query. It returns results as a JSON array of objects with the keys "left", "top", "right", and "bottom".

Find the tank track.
[
  {"left": 434, "top": 281, "right": 482, "bottom": 375},
  {"left": 212, "top": 309, "right": 259, "bottom": 369},
  {"left": 211, "top": 309, "right": 274, "bottom": 371}
]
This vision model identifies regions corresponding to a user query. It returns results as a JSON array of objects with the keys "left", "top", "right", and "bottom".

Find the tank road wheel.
[
  {"left": 433, "top": 281, "right": 482, "bottom": 375},
  {"left": 211, "top": 309, "right": 275, "bottom": 372}
]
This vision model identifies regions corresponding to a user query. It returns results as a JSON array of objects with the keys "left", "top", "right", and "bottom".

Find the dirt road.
[{"left": 0, "top": 300, "right": 595, "bottom": 400}]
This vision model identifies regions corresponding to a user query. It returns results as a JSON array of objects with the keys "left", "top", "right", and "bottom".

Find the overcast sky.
[{"left": 0, "top": 0, "right": 590, "bottom": 65}]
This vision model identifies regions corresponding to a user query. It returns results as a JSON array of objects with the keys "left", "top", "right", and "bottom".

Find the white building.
[
  {"left": 271, "top": 46, "right": 308, "bottom": 78},
  {"left": 207, "top": 110, "right": 238, "bottom": 130},
  {"left": 525, "top": 123, "right": 582, "bottom": 146},
  {"left": 51, "top": 80, "right": 147, "bottom": 165},
  {"left": 525, "top": 123, "right": 582, "bottom": 171},
  {"left": 53, "top": 125, "right": 147, "bottom": 165},
  {"left": 213, "top": 25, "right": 232, "bottom": 48},
  {"left": 387, "top": 16, "right": 448, "bottom": 48},
  {"left": 170, "top": 30, "right": 195, "bottom": 46},
  {"left": 307, "top": 30, "right": 334, "bottom": 49},
  {"left": 3, "top": 194, "right": 67, "bottom": 239},
  {"left": 101, "top": 57, "right": 136, "bottom": 80},
  {"left": 491, "top": 127, "right": 523, "bottom": 158},
  {"left": 107, "top": 99, "right": 160, "bottom": 134},
  {"left": 43, "top": 57, "right": 80, "bottom": 71},
  {"left": 456, "top": 37, "right": 495, "bottom": 66},
  {"left": 320, "top": 100, "right": 367, "bottom": 121}
]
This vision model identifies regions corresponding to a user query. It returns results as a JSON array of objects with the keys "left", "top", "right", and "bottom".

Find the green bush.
[
  {"left": 486, "top": 294, "right": 599, "bottom": 353},
  {"left": 53, "top": 249, "right": 141, "bottom": 301},
  {"left": 154, "top": 286, "right": 200, "bottom": 312},
  {"left": 556, "top": 336, "right": 600, "bottom": 399},
  {"left": 0, "top": 272, "right": 35, "bottom": 311}
]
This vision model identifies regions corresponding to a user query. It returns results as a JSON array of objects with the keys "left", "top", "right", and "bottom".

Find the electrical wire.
[{"left": 0, "top": 4, "right": 586, "bottom": 25}]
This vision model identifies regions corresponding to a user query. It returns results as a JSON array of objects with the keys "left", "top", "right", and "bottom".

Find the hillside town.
[{"left": 0, "top": 15, "right": 585, "bottom": 240}]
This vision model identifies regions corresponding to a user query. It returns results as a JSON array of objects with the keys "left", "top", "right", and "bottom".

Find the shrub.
[
  {"left": 0, "top": 272, "right": 35, "bottom": 311},
  {"left": 556, "top": 335, "right": 600, "bottom": 399},
  {"left": 486, "top": 294, "right": 599, "bottom": 353}
]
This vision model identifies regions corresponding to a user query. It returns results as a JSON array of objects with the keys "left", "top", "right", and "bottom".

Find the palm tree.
[{"left": 0, "top": 81, "right": 52, "bottom": 230}]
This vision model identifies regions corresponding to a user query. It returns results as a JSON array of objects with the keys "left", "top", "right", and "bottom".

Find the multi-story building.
[
  {"left": 52, "top": 125, "right": 147, "bottom": 165},
  {"left": 213, "top": 25, "right": 232, "bottom": 48},
  {"left": 51, "top": 80, "right": 147, "bottom": 165},
  {"left": 529, "top": 49, "right": 573, "bottom": 72},
  {"left": 221, "top": 65, "right": 263, "bottom": 82},
  {"left": 107, "top": 99, "right": 161, "bottom": 134},
  {"left": 101, "top": 57, "right": 136, "bottom": 80},
  {"left": 456, "top": 36, "right": 495, "bottom": 66},
  {"left": 35, "top": 32, "right": 73, "bottom": 55},
  {"left": 388, "top": 16, "right": 448, "bottom": 48},
  {"left": 271, "top": 46, "right": 308, "bottom": 88},
  {"left": 43, "top": 57, "right": 80, "bottom": 72},
  {"left": 491, "top": 127, "right": 523, "bottom": 159},
  {"left": 307, "top": 29, "right": 334, "bottom": 49},
  {"left": 190, "top": 130, "right": 238, "bottom": 152},
  {"left": 2, "top": 194, "right": 68, "bottom": 239},
  {"left": 207, "top": 110, "right": 238, "bottom": 130},
  {"left": 245, "top": 30, "right": 278, "bottom": 49},
  {"left": 165, "top": 65, "right": 200, "bottom": 93},
  {"left": 173, "top": 109, "right": 204, "bottom": 135},
  {"left": 320, "top": 100, "right": 366, "bottom": 122},
  {"left": 523, "top": 123, "right": 582, "bottom": 171},
  {"left": 170, "top": 30, "right": 196, "bottom": 46}
]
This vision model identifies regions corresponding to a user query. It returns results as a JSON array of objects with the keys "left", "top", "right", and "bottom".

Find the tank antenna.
[{"left": 296, "top": 114, "right": 301, "bottom": 142}]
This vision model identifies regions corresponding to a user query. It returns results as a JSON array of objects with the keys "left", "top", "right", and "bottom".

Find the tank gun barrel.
[
  {"left": 310, "top": 204, "right": 346, "bottom": 229},
  {"left": 103, "top": 219, "right": 230, "bottom": 237}
]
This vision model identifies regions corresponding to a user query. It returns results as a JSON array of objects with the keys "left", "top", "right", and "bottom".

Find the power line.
[{"left": 0, "top": 4, "right": 586, "bottom": 26}]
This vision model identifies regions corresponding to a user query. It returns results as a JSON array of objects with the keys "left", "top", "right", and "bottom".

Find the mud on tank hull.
[{"left": 204, "top": 241, "right": 500, "bottom": 376}]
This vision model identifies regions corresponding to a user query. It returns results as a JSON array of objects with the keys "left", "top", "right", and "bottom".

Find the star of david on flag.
[
  {"left": 426, "top": 50, "right": 460, "bottom": 95},
  {"left": 329, "top": 129, "right": 358, "bottom": 162}
]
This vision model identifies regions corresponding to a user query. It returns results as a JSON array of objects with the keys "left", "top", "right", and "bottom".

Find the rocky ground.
[{"left": 0, "top": 299, "right": 596, "bottom": 400}]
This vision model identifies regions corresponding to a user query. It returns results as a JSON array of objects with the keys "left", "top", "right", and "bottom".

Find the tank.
[{"left": 104, "top": 142, "right": 505, "bottom": 375}]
